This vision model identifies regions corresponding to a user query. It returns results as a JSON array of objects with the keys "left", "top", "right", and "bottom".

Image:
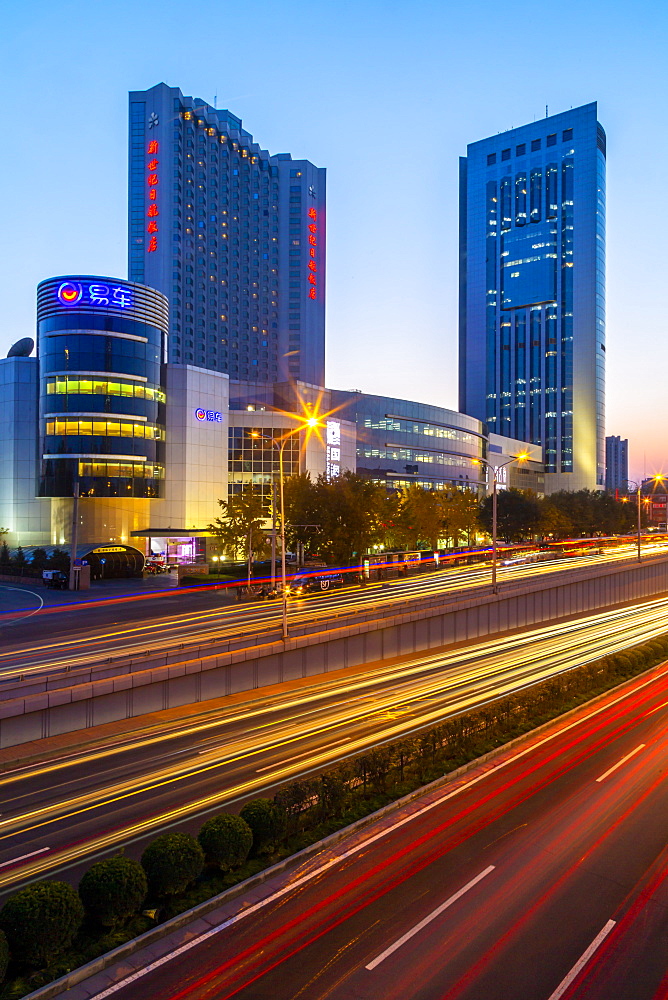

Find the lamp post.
[
  {"left": 623, "top": 476, "right": 665, "bottom": 562},
  {"left": 473, "top": 452, "right": 529, "bottom": 593},
  {"left": 251, "top": 414, "right": 319, "bottom": 641}
]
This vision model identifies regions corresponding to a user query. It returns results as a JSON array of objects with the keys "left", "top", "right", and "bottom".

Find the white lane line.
[
  {"left": 255, "top": 738, "right": 349, "bottom": 772},
  {"left": 595, "top": 744, "right": 645, "bottom": 783},
  {"left": 84, "top": 672, "right": 664, "bottom": 1000},
  {"left": 0, "top": 846, "right": 50, "bottom": 869},
  {"left": 546, "top": 919, "right": 616, "bottom": 1000},
  {"left": 365, "top": 865, "right": 495, "bottom": 970}
]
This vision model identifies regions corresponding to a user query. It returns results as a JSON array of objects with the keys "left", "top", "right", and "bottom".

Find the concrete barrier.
[{"left": 2, "top": 553, "right": 668, "bottom": 748}]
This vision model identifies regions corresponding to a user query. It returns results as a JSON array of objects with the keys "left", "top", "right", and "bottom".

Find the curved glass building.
[{"left": 37, "top": 275, "right": 168, "bottom": 499}]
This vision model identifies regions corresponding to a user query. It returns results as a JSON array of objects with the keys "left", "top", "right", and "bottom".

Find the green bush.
[
  {"left": 79, "top": 856, "right": 147, "bottom": 927},
  {"left": 0, "top": 928, "right": 8, "bottom": 983},
  {"left": 240, "top": 798, "right": 286, "bottom": 855},
  {"left": 0, "top": 881, "right": 83, "bottom": 968},
  {"left": 141, "top": 832, "right": 205, "bottom": 897},
  {"left": 198, "top": 814, "right": 253, "bottom": 870}
]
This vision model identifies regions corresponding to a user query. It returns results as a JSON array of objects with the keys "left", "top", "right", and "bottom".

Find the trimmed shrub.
[
  {"left": 0, "top": 928, "right": 8, "bottom": 983},
  {"left": 0, "top": 881, "right": 83, "bottom": 968},
  {"left": 240, "top": 798, "right": 286, "bottom": 855},
  {"left": 198, "top": 814, "right": 253, "bottom": 870},
  {"left": 79, "top": 856, "right": 147, "bottom": 927},
  {"left": 141, "top": 833, "right": 204, "bottom": 897}
]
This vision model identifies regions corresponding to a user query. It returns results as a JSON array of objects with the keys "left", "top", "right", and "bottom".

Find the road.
[
  {"left": 1, "top": 542, "right": 665, "bottom": 681},
  {"left": 3, "top": 594, "right": 668, "bottom": 904},
  {"left": 72, "top": 652, "right": 668, "bottom": 1000}
]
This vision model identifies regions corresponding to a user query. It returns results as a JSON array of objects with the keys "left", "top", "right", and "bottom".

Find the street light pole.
[
  {"left": 474, "top": 452, "right": 529, "bottom": 594},
  {"left": 278, "top": 438, "right": 288, "bottom": 642}
]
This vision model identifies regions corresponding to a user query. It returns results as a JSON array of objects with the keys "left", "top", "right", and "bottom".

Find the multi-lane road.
[
  {"left": 1, "top": 541, "right": 666, "bottom": 680},
  {"left": 3, "top": 594, "right": 668, "bottom": 905},
  {"left": 64, "top": 644, "right": 668, "bottom": 1000}
]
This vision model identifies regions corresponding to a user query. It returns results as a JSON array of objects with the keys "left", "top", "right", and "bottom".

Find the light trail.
[
  {"left": 1, "top": 596, "right": 668, "bottom": 892},
  {"left": 0, "top": 544, "right": 661, "bottom": 680}
]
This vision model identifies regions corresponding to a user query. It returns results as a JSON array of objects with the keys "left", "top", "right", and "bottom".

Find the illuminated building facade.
[
  {"left": 37, "top": 275, "right": 168, "bottom": 500},
  {"left": 459, "top": 103, "right": 605, "bottom": 492},
  {"left": 128, "top": 83, "right": 326, "bottom": 385}
]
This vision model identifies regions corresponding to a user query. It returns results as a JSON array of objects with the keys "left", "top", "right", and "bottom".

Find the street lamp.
[
  {"left": 473, "top": 452, "right": 530, "bottom": 593},
  {"left": 251, "top": 414, "right": 321, "bottom": 641},
  {"left": 622, "top": 475, "right": 665, "bottom": 562}
]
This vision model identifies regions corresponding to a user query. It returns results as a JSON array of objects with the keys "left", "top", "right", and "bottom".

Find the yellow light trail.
[{"left": 2, "top": 594, "right": 668, "bottom": 891}]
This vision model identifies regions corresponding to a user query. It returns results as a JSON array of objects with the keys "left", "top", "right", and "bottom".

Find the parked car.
[{"left": 42, "top": 569, "right": 68, "bottom": 589}]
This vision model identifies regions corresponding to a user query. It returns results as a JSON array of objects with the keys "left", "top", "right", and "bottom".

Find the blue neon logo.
[
  {"left": 195, "top": 408, "right": 222, "bottom": 422},
  {"left": 56, "top": 280, "right": 134, "bottom": 310}
]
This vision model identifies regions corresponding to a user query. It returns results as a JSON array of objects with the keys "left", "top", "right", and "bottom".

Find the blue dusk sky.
[{"left": 1, "top": 0, "right": 666, "bottom": 481}]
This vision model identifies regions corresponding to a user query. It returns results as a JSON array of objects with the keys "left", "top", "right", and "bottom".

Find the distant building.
[
  {"left": 128, "top": 83, "right": 326, "bottom": 385},
  {"left": 605, "top": 435, "right": 628, "bottom": 492},
  {"left": 459, "top": 103, "right": 606, "bottom": 492}
]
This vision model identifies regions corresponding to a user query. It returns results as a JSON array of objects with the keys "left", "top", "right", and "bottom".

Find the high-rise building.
[
  {"left": 605, "top": 435, "right": 628, "bottom": 492},
  {"left": 459, "top": 103, "right": 606, "bottom": 492},
  {"left": 128, "top": 83, "right": 326, "bottom": 385}
]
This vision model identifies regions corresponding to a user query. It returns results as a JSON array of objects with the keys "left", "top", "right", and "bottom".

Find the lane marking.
[
  {"left": 546, "top": 919, "right": 616, "bottom": 1000},
  {"left": 255, "top": 739, "right": 350, "bottom": 772},
  {"left": 595, "top": 744, "right": 645, "bottom": 783},
  {"left": 645, "top": 698, "right": 668, "bottom": 717},
  {"left": 0, "top": 846, "right": 49, "bottom": 869},
  {"left": 365, "top": 865, "right": 495, "bottom": 970},
  {"left": 36, "top": 669, "right": 668, "bottom": 998}
]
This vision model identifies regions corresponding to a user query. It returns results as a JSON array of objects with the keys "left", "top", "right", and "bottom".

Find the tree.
[
  {"left": 312, "top": 472, "right": 387, "bottom": 565},
  {"left": 197, "top": 814, "right": 253, "bottom": 870},
  {"left": 13, "top": 546, "right": 26, "bottom": 571},
  {"left": 478, "top": 488, "right": 543, "bottom": 542},
  {"left": 209, "top": 485, "right": 269, "bottom": 587},
  {"left": 141, "top": 833, "right": 204, "bottom": 897},
  {"left": 30, "top": 548, "right": 49, "bottom": 571},
  {"left": 0, "top": 881, "right": 84, "bottom": 968},
  {"left": 79, "top": 856, "right": 147, "bottom": 927},
  {"left": 440, "top": 488, "right": 480, "bottom": 547},
  {"left": 282, "top": 473, "right": 320, "bottom": 556},
  {"left": 394, "top": 485, "right": 445, "bottom": 550},
  {"left": 240, "top": 798, "right": 286, "bottom": 855},
  {"left": 0, "top": 542, "right": 10, "bottom": 570}
]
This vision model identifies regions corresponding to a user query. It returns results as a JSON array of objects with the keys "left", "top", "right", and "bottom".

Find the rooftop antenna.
[
  {"left": 214, "top": 93, "right": 217, "bottom": 109},
  {"left": 546, "top": 105, "right": 549, "bottom": 118}
]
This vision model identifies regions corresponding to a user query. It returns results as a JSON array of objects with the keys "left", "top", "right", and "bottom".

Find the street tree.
[{"left": 209, "top": 484, "right": 270, "bottom": 586}]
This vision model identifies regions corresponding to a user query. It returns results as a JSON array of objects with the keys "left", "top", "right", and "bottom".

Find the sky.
[{"left": 2, "top": 0, "right": 667, "bottom": 482}]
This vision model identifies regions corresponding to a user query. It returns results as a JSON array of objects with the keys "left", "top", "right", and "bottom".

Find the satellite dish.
[{"left": 7, "top": 337, "right": 34, "bottom": 358}]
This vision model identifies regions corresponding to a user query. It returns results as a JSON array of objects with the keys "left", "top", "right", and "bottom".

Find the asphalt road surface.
[
  {"left": 2, "top": 596, "right": 668, "bottom": 912},
  {"left": 0, "top": 542, "right": 663, "bottom": 679},
  {"left": 66, "top": 648, "right": 668, "bottom": 1000}
]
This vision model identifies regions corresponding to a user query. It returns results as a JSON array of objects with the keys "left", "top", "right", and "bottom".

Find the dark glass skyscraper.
[
  {"left": 128, "top": 83, "right": 326, "bottom": 385},
  {"left": 459, "top": 103, "right": 605, "bottom": 491}
]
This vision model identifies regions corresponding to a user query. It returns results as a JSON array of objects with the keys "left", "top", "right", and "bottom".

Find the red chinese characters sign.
[
  {"left": 307, "top": 206, "right": 318, "bottom": 300},
  {"left": 146, "top": 139, "right": 159, "bottom": 253}
]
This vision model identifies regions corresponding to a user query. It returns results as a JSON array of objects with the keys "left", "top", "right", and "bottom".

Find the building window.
[
  {"left": 487, "top": 153, "right": 496, "bottom": 166},
  {"left": 501, "top": 148, "right": 511, "bottom": 161},
  {"left": 531, "top": 138, "right": 541, "bottom": 151},
  {"left": 516, "top": 143, "right": 526, "bottom": 156},
  {"left": 547, "top": 133, "right": 557, "bottom": 146}
]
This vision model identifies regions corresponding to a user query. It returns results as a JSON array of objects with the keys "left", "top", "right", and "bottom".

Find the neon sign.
[
  {"left": 326, "top": 419, "right": 341, "bottom": 479},
  {"left": 195, "top": 408, "right": 223, "bottom": 423},
  {"left": 307, "top": 206, "right": 318, "bottom": 300},
  {"left": 56, "top": 281, "right": 134, "bottom": 310},
  {"left": 146, "top": 138, "right": 160, "bottom": 253}
]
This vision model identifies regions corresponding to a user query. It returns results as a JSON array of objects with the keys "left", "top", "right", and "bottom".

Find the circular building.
[{"left": 37, "top": 275, "right": 168, "bottom": 500}]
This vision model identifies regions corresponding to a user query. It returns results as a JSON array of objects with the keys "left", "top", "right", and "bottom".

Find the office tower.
[
  {"left": 605, "top": 435, "right": 628, "bottom": 492},
  {"left": 459, "top": 103, "right": 605, "bottom": 492},
  {"left": 128, "top": 83, "right": 326, "bottom": 385}
]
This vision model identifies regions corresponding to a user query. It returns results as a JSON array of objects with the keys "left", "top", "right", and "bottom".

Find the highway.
[
  {"left": 70, "top": 652, "right": 668, "bottom": 1000},
  {"left": 1, "top": 541, "right": 666, "bottom": 680},
  {"left": 2, "top": 594, "right": 668, "bottom": 903}
]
